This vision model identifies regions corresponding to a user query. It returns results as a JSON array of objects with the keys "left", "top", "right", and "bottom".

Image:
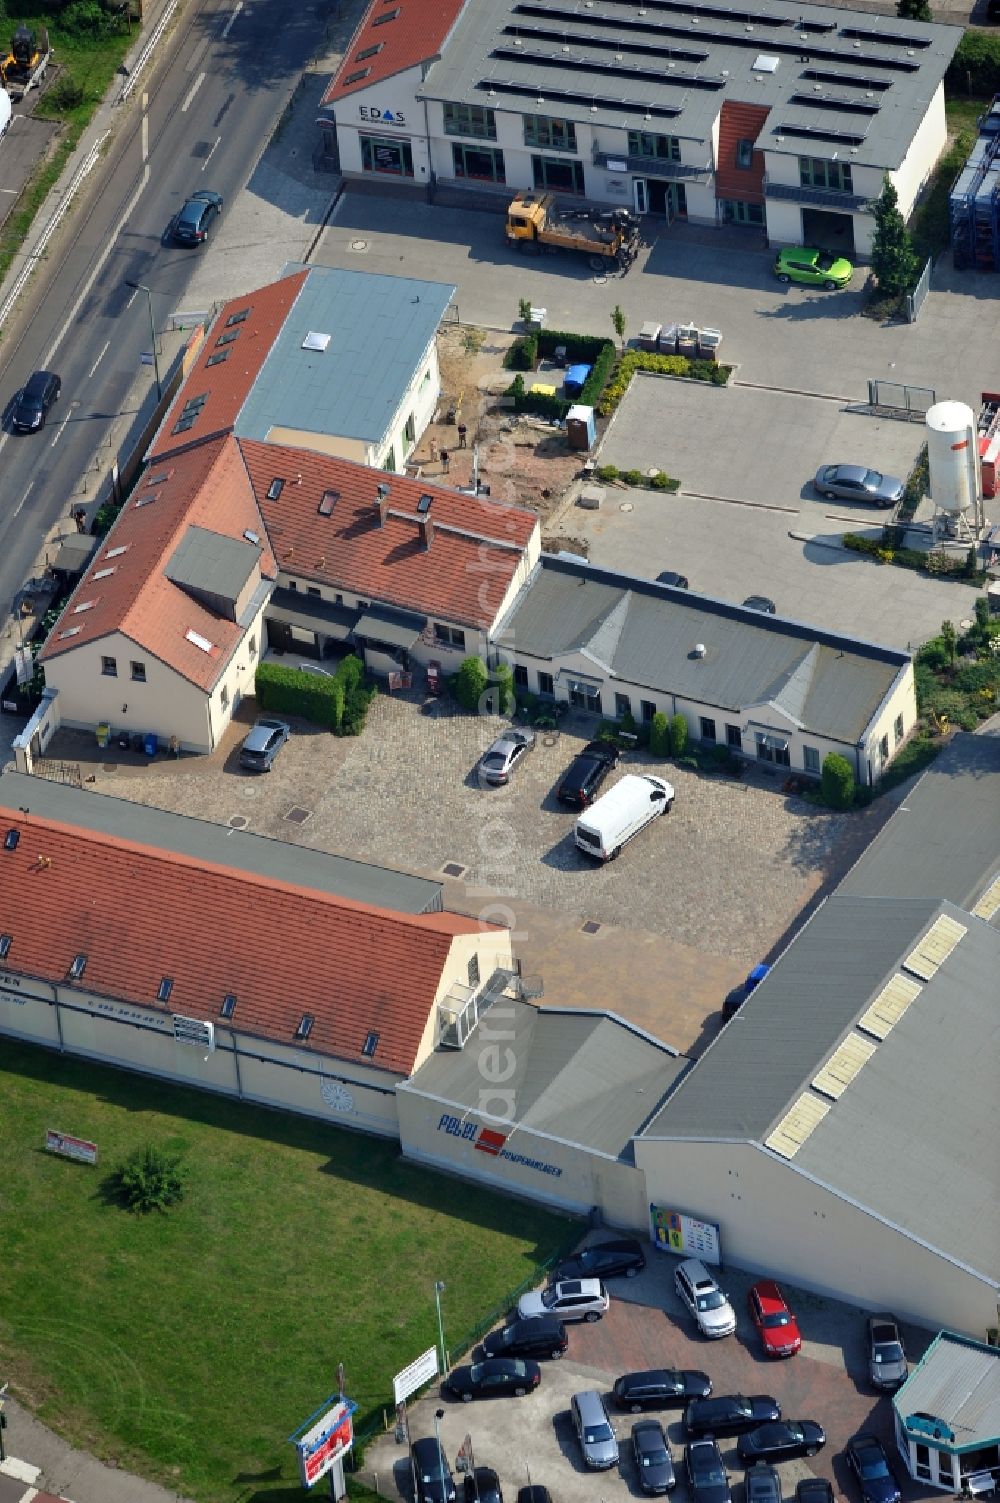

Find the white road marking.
[
  {"left": 200, "top": 136, "right": 221, "bottom": 172},
  {"left": 141, "top": 110, "right": 149, "bottom": 160},
  {"left": 88, "top": 339, "right": 110, "bottom": 378},
  {"left": 180, "top": 70, "right": 205, "bottom": 113},
  {"left": 220, "top": 2, "right": 242, "bottom": 38},
  {"left": 12, "top": 481, "right": 35, "bottom": 517},
  {"left": 49, "top": 413, "right": 72, "bottom": 448}
]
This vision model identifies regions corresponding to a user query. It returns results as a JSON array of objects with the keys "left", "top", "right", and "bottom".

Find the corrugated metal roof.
[
  {"left": 899, "top": 1333, "right": 1000, "bottom": 1448},
  {"left": 0, "top": 771, "right": 442, "bottom": 914},
  {"left": 406, "top": 1001, "right": 686, "bottom": 1158},
  {"left": 839, "top": 732, "right": 1000, "bottom": 912},
  {"left": 499, "top": 557, "right": 907, "bottom": 744},
  {"left": 235, "top": 265, "right": 456, "bottom": 447}
]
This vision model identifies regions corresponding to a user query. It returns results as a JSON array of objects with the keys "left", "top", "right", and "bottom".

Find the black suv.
[
  {"left": 481, "top": 1315, "right": 568, "bottom": 1361},
  {"left": 13, "top": 370, "right": 60, "bottom": 432},
  {"left": 557, "top": 740, "right": 619, "bottom": 807},
  {"left": 614, "top": 1369, "right": 712, "bottom": 1412}
]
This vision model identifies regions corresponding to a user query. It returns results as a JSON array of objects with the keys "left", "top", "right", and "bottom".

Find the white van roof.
[{"left": 577, "top": 773, "right": 668, "bottom": 834}]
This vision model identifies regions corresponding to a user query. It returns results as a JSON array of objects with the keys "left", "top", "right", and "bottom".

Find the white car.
[
  {"left": 674, "top": 1259, "right": 737, "bottom": 1339},
  {"left": 518, "top": 1277, "right": 609, "bottom": 1324}
]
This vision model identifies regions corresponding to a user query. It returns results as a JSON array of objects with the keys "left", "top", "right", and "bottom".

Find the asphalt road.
[{"left": 0, "top": 0, "right": 324, "bottom": 616}]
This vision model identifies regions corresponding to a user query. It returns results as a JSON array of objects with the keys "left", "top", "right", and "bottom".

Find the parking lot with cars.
[{"left": 367, "top": 1237, "right": 932, "bottom": 1503}]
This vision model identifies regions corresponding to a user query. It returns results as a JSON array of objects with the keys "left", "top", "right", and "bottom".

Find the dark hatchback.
[
  {"left": 557, "top": 740, "right": 619, "bottom": 807},
  {"left": 685, "top": 1395, "right": 780, "bottom": 1438},
  {"left": 174, "top": 188, "right": 223, "bottom": 245},
  {"left": 464, "top": 1468, "right": 502, "bottom": 1503},
  {"left": 746, "top": 1464, "right": 782, "bottom": 1503},
  {"left": 686, "top": 1438, "right": 731, "bottom": 1503},
  {"left": 845, "top": 1434, "right": 901, "bottom": 1503},
  {"left": 481, "top": 1315, "right": 568, "bottom": 1361},
  {"left": 556, "top": 1238, "right": 646, "bottom": 1281},
  {"left": 443, "top": 1357, "right": 540, "bottom": 1402},
  {"left": 12, "top": 369, "right": 60, "bottom": 433},
  {"left": 737, "top": 1421, "right": 826, "bottom": 1466},
  {"left": 614, "top": 1369, "right": 712, "bottom": 1412},
  {"left": 411, "top": 1437, "right": 457, "bottom": 1503},
  {"left": 632, "top": 1420, "right": 676, "bottom": 1494}
]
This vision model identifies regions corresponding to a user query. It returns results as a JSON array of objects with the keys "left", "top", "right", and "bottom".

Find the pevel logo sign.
[{"left": 436, "top": 1114, "right": 562, "bottom": 1178}]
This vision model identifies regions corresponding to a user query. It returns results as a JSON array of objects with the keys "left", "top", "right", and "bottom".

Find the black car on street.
[
  {"left": 557, "top": 1238, "right": 646, "bottom": 1281},
  {"left": 13, "top": 370, "right": 60, "bottom": 433},
  {"left": 174, "top": 188, "right": 223, "bottom": 245},
  {"left": 613, "top": 1369, "right": 712, "bottom": 1412},
  {"left": 632, "top": 1420, "right": 676, "bottom": 1494},
  {"left": 845, "top": 1434, "right": 901, "bottom": 1503},
  {"left": 443, "top": 1358, "right": 540, "bottom": 1402},
  {"left": 686, "top": 1438, "right": 732, "bottom": 1503},
  {"left": 481, "top": 1315, "right": 567, "bottom": 1361},
  {"left": 411, "top": 1437, "right": 457, "bottom": 1503},
  {"left": 737, "top": 1421, "right": 826, "bottom": 1465},
  {"left": 557, "top": 740, "right": 619, "bottom": 806},
  {"left": 685, "top": 1395, "right": 780, "bottom": 1438}
]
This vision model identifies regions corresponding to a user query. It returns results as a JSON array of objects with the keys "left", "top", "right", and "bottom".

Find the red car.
[{"left": 748, "top": 1280, "right": 801, "bottom": 1358}]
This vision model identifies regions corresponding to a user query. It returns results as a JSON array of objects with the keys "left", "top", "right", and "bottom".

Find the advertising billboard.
[
  {"left": 296, "top": 1399, "right": 356, "bottom": 1489},
  {"left": 393, "top": 1347, "right": 439, "bottom": 1405},
  {"left": 45, "top": 1130, "right": 98, "bottom": 1165},
  {"left": 649, "top": 1204, "right": 722, "bottom": 1266}
]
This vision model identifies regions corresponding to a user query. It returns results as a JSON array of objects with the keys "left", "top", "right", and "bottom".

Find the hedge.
[
  {"left": 597, "top": 352, "right": 731, "bottom": 417},
  {"left": 255, "top": 657, "right": 375, "bottom": 735},
  {"left": 536, "top": 328, "right": 610, "bottom": 363},
  {"left": 946, "top": 32, "right": 1000, "bottom": 97}
]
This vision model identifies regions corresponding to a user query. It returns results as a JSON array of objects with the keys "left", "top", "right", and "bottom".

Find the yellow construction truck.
[
  {"left": 1, "top": 26, "right": 51, "bottom": 101},
  {"left": 505, "top": 192, "right": 642, "bottom": 274}
]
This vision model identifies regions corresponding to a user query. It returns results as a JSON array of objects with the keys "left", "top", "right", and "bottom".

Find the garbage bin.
[
  {"left": 698, "top": 327, "right": 723, "bottom": 362},
  {"left": 676, "top": 324, "right": 699, "bottom": 358},
  {"left": 658, "top": 324, "right": 679, "bottom": 355},
  {"left": 96, "top": 721, "right": 111, "bottom": 749},
  {"left": 144, "top": 732, "right": 158, "bottom": 758},
  {"left": 639, "top": 320, "right": 662, "bottom": 351}
]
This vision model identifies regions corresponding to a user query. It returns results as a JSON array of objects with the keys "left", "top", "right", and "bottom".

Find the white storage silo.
[{"left": 926, "top": 400, "right": 978, "bottom": 519}]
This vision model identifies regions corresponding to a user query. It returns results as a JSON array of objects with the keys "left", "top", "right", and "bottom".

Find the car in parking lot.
[
  {"left": 737, "top": 1420, "right": 827, "bottom": 1465},
  {"left": 239, "top": 717, "right": 291, "bottom": 772},
  {"left": 685, "top": 1395, "right": 780, "bottom": 1439},
  {"left": 746, "top": 1463, "right": 782, "bottom": 1503},
  {"left": 443, "top": 1357, "right": 541, "bottom": 1402},
  {"left": 12, "top": 369, "right": 60, "bottom": 432},
  {"left": 674, "top": 1259, "right": 737, "bottom": 1338},
  {"left": 773, "top": 246, "right": 853, "bottom": 290},
  {"left": 571, "top": 1388, "right": 619, "bottom": 1470},
  {"left": 478, "top": 728, "right": 535, "bottom": 785},
  {"left": 411, "top": 1437, "right": 457, "bottom": 1503},
  {"left": 174, "top": 188, "right": 223, "bottom": 244},
  {"left": 556, "top": 739, "right": 619, "bottom": 807},
  {"left": 464, "top": 1468, "right": 502, "bottom": 1503},
  {"left": 686, "top": 1437, "right": 732, "bottom": 1503},
  {"left": 814, "top": 465, "right": 904, "bottom": 508},
  {"left": 796, "top": 1481, "right": 833, "bottom": 1503},
  {"left": 518, "top": 1278, "right": 608, "bottom": 1323},
  {"left": 481, "top": 1315, "right": 567, "bottom": 1360},
  {"left": 517, "top": 1488, "right": 551, "bottom": 1503},
  {"left": 748, "top": 1280, "right": 802, "bottom": 1358},
  {"left": 845, "top": 1434, "right": 901, "bottom": 1503},
  {"left": 632, "top": 1420, "right": 676, "bottom": 1494},
  {"left": 613, "top": 1368, "right": 712, "bottom": 1412},
  {"left": 556, "top": 1237, "right": 646, "bottom": 1281},
  {"left": 866, "top": 1315, "right": 907, "bottom": 1390}
]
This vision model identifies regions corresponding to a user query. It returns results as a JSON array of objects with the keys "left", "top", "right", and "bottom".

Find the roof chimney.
[
  {"left": 375, "top": 482, "right": 390, "bottom": 527},
  {"left": 417, "top": 493, "right": 434, "bottom": 549}
]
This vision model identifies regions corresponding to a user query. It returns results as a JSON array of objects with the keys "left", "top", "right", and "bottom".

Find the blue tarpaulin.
[{"left": 564, "top": 364, "right": 591, "bottom": 397}]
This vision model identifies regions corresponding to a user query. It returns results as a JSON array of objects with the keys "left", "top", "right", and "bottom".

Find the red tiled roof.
[
  {"left": 148, "top": 270, "right": 308, "bottom": 463},
  {"left": 239, "top": 441, "right": 536, "bottom": 629},
  {"left": 40, "top": 437, "right": 276, "bottom": 691},
  {"left": 322, "top": 0, "right": 466, "bottom": 105},
  {"left": 0, "top": 808, "right": 497, "bottom": 1076}
]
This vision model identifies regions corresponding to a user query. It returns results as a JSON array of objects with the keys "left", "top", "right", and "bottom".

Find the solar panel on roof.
[
  {"left": 812, "top": 1031, "right": 877, "bottom": 1100},
  {"left": 972, "top": 875, "right": 1000, "bottom": 920},
  {"left": 765, "top": 1092, "right": 830, "bottom": 1159},
  {"left": 858, "top": 972, "right": 922, "bottom": 1039},
  {"left": 903, "top": 914, "right": 967, "bottom": 980}
]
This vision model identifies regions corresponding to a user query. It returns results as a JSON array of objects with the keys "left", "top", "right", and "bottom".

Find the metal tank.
[{"left": 925, "top": 400, "right": 978, "bottom": 516}]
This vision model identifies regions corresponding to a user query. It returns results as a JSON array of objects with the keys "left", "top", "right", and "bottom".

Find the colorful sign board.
[
  {"left": 296, "top": 1398, "right": 356, "bottom": 1489},
  {"left": 649, "top": 1204, "right": 722, "bottom": 1266},
  {"left": 393, "top": 1347, "right": 439, "bottom": 1405},
  {"left": 45, "top": 1130, "right": 98, "bottom": 1165}
]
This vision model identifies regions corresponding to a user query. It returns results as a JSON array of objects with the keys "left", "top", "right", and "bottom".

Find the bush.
[
  {"left": 649, "top": 711, "right": 670, "bottom": 756},
  {"left": 453, "top": 656, "right": 489, "bottom": 712},
  {"left": 492, "top": 663, "right": 515, "bottom": 716},
  {"left": 622, "top": 468, "right": 645, "bottom": 487},
  {"left": 105, "top": 1143, "right": 185, "bottom": 1214},
  {"left": 256, "top": 660, "right": 342, "bottom": 730},
  {"left": 649, "top": 471, "right": 675, "bottom": 490},
  {"left": 821, "top": 752, "right": 856, "bottom": 810},
  {"left": 59, "top": 0, "right": 107, "bottom": 37},
  {"left": 578, "top": 340, "right": 617, "bottom": 408},
  {"left": 338, "top": 655, "right": 376, "bottom": 735},
  {"left": 44, "top": 71, "right": 85, "bottom": 110},
  {"left": 594, "top": 464, "right": 619, "bottom": 482},
  {"left": 536, "top": 329, "right": 609, "bottom": 363},
  {"left": 947, "top": 31, "right": 1000, "bottom": 96},
  {"left": 505, "top": 335, "right": 537, "bottom": 371},
  {"left": 669, "top": 713, "right": 688, "bottom": 757},
  {"left": 596, "top": 351, "right": 734, "bottom": 417}
]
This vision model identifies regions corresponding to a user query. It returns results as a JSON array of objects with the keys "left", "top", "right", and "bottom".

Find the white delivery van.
[{"left": 574, "top": 773, "right": 674, "bottom": 861}]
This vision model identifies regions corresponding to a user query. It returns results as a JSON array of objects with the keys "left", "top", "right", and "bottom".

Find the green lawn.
[{"left": 0, "top": 1042, "right": 575, "bottom": 1503}]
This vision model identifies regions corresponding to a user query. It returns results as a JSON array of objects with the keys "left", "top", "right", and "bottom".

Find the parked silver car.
[
  {"left": 572, "top": 1389, "right": 619, "bottom": 1470},
  {"left": 674, "top": 1259, "right": 737, "bottom": 1339},
  {"left": 239, "top": 717, "right": 291, "bottom": 772},
  {"left": 813, "top": 464, "right": 904, "bottom": 508},
  {"left": 479, "top": 728, "right": 535, "bottom": 786},
  {"left": 867, "top": 1315, "right": 908, "bottom": 1390}
]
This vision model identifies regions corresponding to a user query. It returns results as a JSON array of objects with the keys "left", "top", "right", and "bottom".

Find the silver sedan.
[
  {"left": 479, "top": 728, "right": 536, "bottom": 785},
  {"left": 814, "top": 464, "right": 904, "bottom": 508}
]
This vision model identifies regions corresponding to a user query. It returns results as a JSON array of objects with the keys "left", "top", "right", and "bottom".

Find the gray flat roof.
[
  {"left": 497, "top": 556, "right": 907, "bottom": 745},
  {"left": 405, "top": 1001, "right": 686, "bottom": 1158},
  {"left": 420, "top": 0, "right": 961, "bottom": 172},
  {"left": 235, "top": 265, "right": 456, "bottom": 447},
  {"left": 839, "top": 732, "right": 1000, "bottom": 912},
  {"left": 166, "top": 525, "right": 259, "bottom": 606},
  {"left": 898, "top": 1333, "right": 1000, "bottom": 1450},
  {"left": 0, "top": 771, "right": 442, "bottom": 915}
]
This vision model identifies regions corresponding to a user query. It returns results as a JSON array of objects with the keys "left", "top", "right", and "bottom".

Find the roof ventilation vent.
[
  {"left": 302, "top": 331, "right": 331, "bottom": 352},
  {"left": 692, "top": 642, "right": 707, "bottom": 658},
  {"left": 753, "top": 53, "right": 779, "bottom": 71}
]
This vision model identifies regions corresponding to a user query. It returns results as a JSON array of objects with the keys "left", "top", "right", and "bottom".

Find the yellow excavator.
[{"left": 1, "top": 25, "right": 51, "bottom": 101}]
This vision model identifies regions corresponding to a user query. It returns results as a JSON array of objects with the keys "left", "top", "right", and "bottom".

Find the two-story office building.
[{"left": 320, "top": 0, "right": 961, "bottom": 256}]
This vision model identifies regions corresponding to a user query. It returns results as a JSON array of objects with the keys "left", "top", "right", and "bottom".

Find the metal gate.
[
  {"left": 866, "top": 380, "right": 936, "bottom": 420},
  {"left": 905, "top": 257, "right": 933, "bottom": 323}
]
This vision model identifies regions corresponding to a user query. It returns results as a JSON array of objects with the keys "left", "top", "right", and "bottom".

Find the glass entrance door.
[{"left": 633, "top": 178, "right": 648, "bottom": 214}]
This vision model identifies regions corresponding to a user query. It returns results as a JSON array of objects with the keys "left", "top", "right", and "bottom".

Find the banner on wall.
[{"left": 649, "top": 1204, "right": 721, "bottom": 1265}]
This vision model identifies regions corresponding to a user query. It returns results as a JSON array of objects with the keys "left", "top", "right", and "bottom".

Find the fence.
[
  {"left": 866, "top": 379, "right": 936, "bottom": 421},
  {"left": 906, "top": 257, "right": 933, "bottom": 323}
]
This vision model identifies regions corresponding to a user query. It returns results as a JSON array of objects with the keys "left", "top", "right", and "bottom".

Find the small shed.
[
  {"left": 894, "top": 1332, "right": 1000, "bottom": 1495},
  {"left": 565, "top": 405, "right": 596, "bottom": 451}
]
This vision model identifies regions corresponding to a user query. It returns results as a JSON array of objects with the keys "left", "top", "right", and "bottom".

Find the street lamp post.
[
  {"left": 125, "top": 279, "right": 162, "bottom": 402},
  {"left": 434, "top": 1280, "right": 447, "bottom": 1376}
]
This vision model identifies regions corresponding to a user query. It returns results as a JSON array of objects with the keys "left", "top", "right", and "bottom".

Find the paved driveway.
[{"left": 364, "top": 1243, "right": 936, "bottom": 1503}]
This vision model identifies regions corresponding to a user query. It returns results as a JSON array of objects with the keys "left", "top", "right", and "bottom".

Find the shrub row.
[
  {"left": 255, "top": 656, "right": 376, "bottom": 734},
  {"left": 843, "top": 531, "right": 986, "bottom": 583},
  {"left": 597, "top": 352, "right": 731, "bottom": 417},
  {"left": 593, "top": 463, "right": 679, "bottom": 491}
]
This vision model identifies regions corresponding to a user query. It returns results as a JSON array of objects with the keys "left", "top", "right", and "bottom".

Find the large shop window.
[
  {"left": 360, "top": 134, "right": 413, "bottom": 178},
  {"left": 532, "top": 156, "right": 584, "bottom": 194},
  {"left": 452, "top": 143, "right": 506, "bottom": 183},
  {"left": 627, "top": 130, "right": 680, "bottom": 162},
  {"left": 523, "top": 115, "right": 577, "bottom": 152},
  {"left": 799, "top": 155, "right": 853, "bottom": 193},
  {"left": 443, "top": 102, "right": 496, "bottom": 140},
  {"left": 719, "top": 199, "right": 764, "bottom": 225}
]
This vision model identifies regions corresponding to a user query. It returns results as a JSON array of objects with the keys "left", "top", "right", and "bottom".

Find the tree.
[
  {"left": 821, "top": 753, "right": 856, "bottom": 810},
  {"left": 940, "top": 619, "right": 957, "bottom": 670},
  {"left": 649, "top": 711, "right": 670, "bottom": 756},
  {"left": 517, "top": 297, "right": 533, "bottom": 327},
  {"left": 897, "top": 0, "right": 932, "bottom": 19},
  {"left": 453, "top": 655, "right": 489, "bottom": 712},
  {"left": 611, "top": 303, "right": 627, "bottom": 351},
  {"left": 871, "top": 176, "right": 920, "bottom": 298},
  {"left": 669, "top": 712, "right": 688, "bottom": 757}
]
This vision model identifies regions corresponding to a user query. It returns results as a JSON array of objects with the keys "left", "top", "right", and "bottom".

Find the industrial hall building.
[{"left": 319, "top": 0, "right": 962, "bottom": 256}]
